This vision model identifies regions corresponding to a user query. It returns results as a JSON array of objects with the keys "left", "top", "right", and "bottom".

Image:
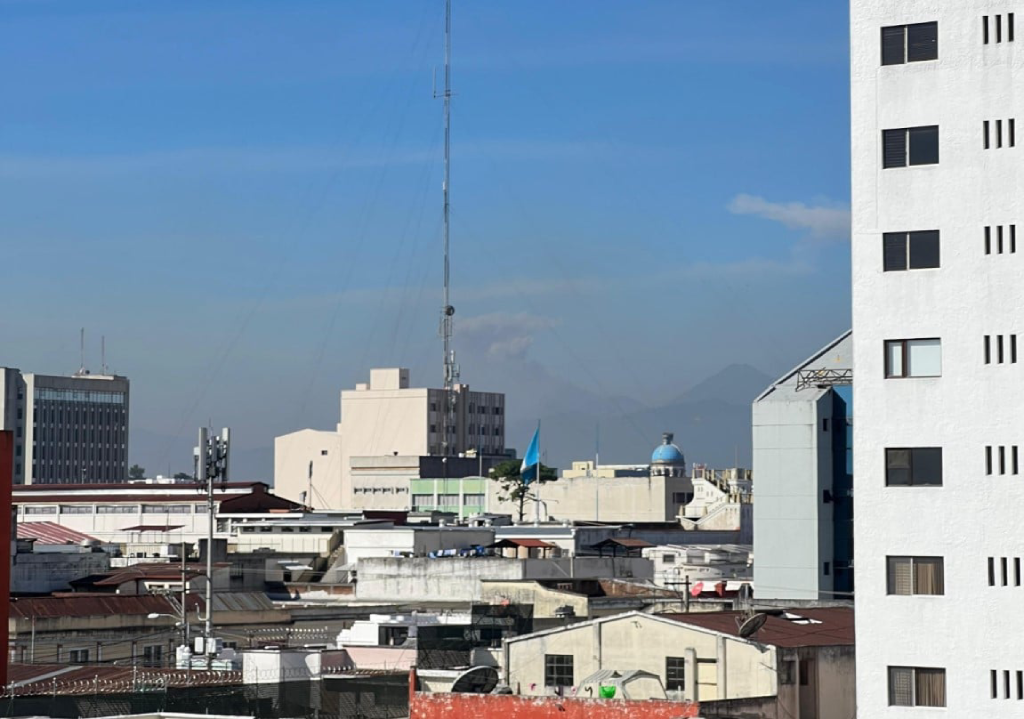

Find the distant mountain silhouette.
[
  {"left": 508, "top": 363, "right": 773, "bottom": 471},
  {"left": 131, "top": 363, "right": 772, "bottom": 485}
]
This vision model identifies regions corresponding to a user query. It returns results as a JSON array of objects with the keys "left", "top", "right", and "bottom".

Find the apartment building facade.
[
  {"left": 852, "top": 5, "right": 1016, "bottom": 713},
  {"left": 0, "top": 368, "right": 130, "bottom": 484}
]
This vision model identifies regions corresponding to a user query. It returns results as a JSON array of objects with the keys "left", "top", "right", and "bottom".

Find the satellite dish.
[
  {"left": 738, "top": 613, "right": 768, "bottom": 638},
  {"left": 451, "top": 666, "right": 500, "bottom": 694}
]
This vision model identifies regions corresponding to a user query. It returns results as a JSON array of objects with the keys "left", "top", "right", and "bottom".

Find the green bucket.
[{"left": 599, "top": 684, "right": 617, "bottom": 699}]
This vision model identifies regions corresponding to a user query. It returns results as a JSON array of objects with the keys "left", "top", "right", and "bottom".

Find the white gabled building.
[{"left": 851, "top": 4, "right": 1012, "bottom": 714}]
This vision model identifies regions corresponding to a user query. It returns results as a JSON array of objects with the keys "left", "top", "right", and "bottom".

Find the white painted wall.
[
  {"left": 851, "top": 4, "right": 1016, "bottom": 715},
  {"left": 753, "top": 393, "right": 833, "bottom": 600}
]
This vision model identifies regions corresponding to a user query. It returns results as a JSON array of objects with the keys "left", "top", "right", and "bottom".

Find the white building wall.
[
  {"left": 753, "top": 394, "right": 833, "bottom": 600},
  {"left": 851, "top": 4, "right": 1013, "bottom": 716}
]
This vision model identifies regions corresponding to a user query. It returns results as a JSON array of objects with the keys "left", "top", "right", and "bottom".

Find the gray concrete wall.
[{"left": 355, "top": 557, "right": 653, "bottom": 602}]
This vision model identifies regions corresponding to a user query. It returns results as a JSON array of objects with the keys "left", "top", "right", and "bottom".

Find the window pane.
[
  {"left": 886, "top": 449, "right": 911, "bottom": 485},
  {"left": 887, "top": 557, "right": 913, "bottom": 595},
  {"left": 886, "top": 341, "right": 905, "bottom": 377},
  {"left": 907, "top": 339, "right": 941, "bottom": 377},
  {"left": 907, "top": 22, "right": 938, "bottom": 62},
  {"left": 909, "top": 126, "right": 939, "bottom": 165},
  {"left": 883, "top": 233, "right": 908, "bottom": 271},
  {"left": 889, "top": 667, "right": 914, "bottom": 706},
  {"left": 916, "top": 668, "right": 946, "bottom": 707},
  {"left": 914, "top": 557, "right": 944, "bottom": 595},
  {"left": 908, "top": 230, "right": 940, "bottom": 269},
  {"left": 882, "top": 25, "right": 906, "bottom": 65},
  {"left": 912, "top": 448, "right": 943, "bottom": 486},
  {"left": 883, "top": 129, "right": 907, "bottom": 168}
]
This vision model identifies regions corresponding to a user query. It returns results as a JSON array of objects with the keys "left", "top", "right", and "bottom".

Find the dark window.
[
  {"left": 666, "top": 657, "right": 686, "bottom": 692},
  {"left": 823, "top": 561, "right": 831, "bottom": 576},
  {"left": 882, "top": 22, "right": 938, "bottom": 64},
  {"left": 886, "top": 447, "right": 943, "bottom": 486},
  {"left": 544, "top": 654, "right": 574, "bottom": 688},
  {"left": 883, "top": 126, "right": 939, "bottom": 168},
  {"left": 989, "top": 557, "right": 996, "bottom": 586},
  {"left": 883, "top": 231, "right": 940, "bottom": 271}
]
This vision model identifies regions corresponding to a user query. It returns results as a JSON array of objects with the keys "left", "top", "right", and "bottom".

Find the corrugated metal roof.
[
  {"left": 16, "top": 521, "right": 99, "bottom": 545},
  {"left": 5, "top": 663, "right": 241, "bottom": 696},
  {"left": 8, "top": 594, "right": 201, "bottom": 620},
  {"left": 212, "top": 592, "right": 275, "bottom": 612},
  {"left": 658, "top": 607, "right": 854, "bottom": 648}
]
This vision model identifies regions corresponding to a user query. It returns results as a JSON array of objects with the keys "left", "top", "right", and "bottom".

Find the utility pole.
[{"left": 196, "top": 427, "right": 230, "bottom": 670}]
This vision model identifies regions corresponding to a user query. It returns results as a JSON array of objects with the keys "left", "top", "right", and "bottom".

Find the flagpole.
[{"left": 534, "top": 419, "right": 541, "bottom": 525}]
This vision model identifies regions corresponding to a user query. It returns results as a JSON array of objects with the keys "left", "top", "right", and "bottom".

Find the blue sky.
[{"left": 0, "top": 0, "right": 851, "bottom": 473}]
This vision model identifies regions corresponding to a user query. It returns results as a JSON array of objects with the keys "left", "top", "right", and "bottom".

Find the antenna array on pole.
[{"left": 438, "top": 0, "right": 459, "bottom": 455}]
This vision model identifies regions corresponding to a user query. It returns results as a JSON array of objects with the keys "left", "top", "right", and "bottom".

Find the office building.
[
  {"left": 276, "top": 368, "right": 506, "bottom": 509},
  {"left": 0, "top": 368, "right": 130, "bottom": 484},
  {"left": 851, "top": 6, "right": 1003, "bottom": 713},
  {"left": 752, "top": 331, "right": 852, "bottom": 601}
]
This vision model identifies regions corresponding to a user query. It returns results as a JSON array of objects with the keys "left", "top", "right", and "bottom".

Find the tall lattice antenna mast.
[{"left": 438, "top": 0, "right": 459, "bottom": 455}]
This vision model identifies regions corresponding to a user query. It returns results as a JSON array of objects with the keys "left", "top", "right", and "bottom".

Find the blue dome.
[{"left": 651, "top": 432, "right": 685, "bottom": 464}]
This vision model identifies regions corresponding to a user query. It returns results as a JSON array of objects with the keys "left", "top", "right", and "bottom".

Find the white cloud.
[
  {"left": 458, "top": 312, "right": 560, "bottom": 360},
  {"left": 728, "top": 194, "right": 850, "bottom": 242}
]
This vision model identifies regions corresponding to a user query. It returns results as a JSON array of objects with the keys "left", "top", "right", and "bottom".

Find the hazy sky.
[{"left": 0, "top": 0, "right": 851, "bottom": 473}]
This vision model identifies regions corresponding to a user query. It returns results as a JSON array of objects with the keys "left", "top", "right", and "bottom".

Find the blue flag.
[{"left": 521, "top": 426, "right": 540, "bottom": 484}]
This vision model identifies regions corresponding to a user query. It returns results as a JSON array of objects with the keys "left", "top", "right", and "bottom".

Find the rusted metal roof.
[
  {"left": 16, "top": 521, "right": 99, "bottom": 545},
  {"left": 658, "top": 607, "right": 855, "bottom": 648},
  {"left": 14, "top": 481, "right": 264, "bottom": 492},
  {"left": 9, "top": 594, "right": 202, "bottom": 620}
]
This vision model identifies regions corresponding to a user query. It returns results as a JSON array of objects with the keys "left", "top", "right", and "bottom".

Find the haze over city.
[{"left": 1, "top": 0, "right": 851, "bottom": 476}]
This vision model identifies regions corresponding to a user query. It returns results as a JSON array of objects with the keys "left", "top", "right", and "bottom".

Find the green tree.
[
  {"left": 173, "top": 472, "right": 192, "bottom": 481},
  {"left": 489, "top": 459, "right": 557, "bottom": 522},
  {"left": 128, "top": 464, "right": 146, "bottom": 480}
]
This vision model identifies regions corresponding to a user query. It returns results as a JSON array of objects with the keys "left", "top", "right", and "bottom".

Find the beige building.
[
  {"left": 275, "top": 368, "right": 506, "bottom": 510},
  {"left": 500, "top": 433, "right": 693, "bottom": 523},
  {"left": 502, "top": 608, "right": 854, "bottom": 718}
]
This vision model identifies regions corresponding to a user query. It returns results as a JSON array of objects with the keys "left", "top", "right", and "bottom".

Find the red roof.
[
  {"left": 17, "top": 521, "right": 99, "bottom": 545},
  {"left": 9, "top": 594, "right": 203, "bottom": 620},
  {"left": 659, "top": 607, "right": 854, "bottom": 648},
  {"left": 14, "top": 481, "right": 265, "bottom": 492}
]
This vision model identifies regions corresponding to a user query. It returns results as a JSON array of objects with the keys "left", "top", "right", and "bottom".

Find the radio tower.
[{"left": 439, "top": 0, "right": 459, "bottom": 456}]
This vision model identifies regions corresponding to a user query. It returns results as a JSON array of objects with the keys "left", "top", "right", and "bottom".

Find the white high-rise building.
[{"left": 852, "top": 6, "right": 1015, "bottom": 714}]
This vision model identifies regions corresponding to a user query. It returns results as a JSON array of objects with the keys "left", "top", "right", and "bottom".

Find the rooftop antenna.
[
  {"left": 436, "top": 0, "right": 459, "bottom": 456},
  {"left": 101, "top": 335, "right": 108, "bottom": 375},
  {"left": 75, "top": 328, "right": 88, "bottom": 376}
]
